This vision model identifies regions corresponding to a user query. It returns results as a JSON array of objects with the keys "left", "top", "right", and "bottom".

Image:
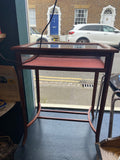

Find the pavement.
[{"left": 33, "top": 73, "right": 120, "bottom": 112}]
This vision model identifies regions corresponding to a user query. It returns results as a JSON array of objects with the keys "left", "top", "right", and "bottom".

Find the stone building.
[{"left": 28, "top": 0, "right": 120, "bottom": 39}]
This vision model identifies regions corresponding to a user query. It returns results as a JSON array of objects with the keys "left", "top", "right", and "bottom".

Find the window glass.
[
  {"left": 74, "top": 9, "right": 88, "bottom": 24},
  {"left": 80, "top": 25, "right": 102, "bottom": 31},
  {"left": 26, "top": 0, "right": 120, "bottom": 112},
  {"left": 104, "top": 9, "right": 112, "bottom": 14},
  {"left": 30, "top": 27, "right": 40, "bottom": 34},
  {"left": 50, "top": 8, "right": 58, "bottom": 14},
  {"left": 102, "top": 25, "right": 115, "bottom": 32},
  {"left": 29, "top": 8, "right": 36, "bottom": 27}
]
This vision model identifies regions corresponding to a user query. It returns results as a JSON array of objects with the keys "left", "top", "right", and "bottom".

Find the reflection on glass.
[
  {"left": 29, "top": 43, "right": 103, "bottom": 49},
  {"left": 50, "top": 44, "right": 59, "bottom": 48},
  {"left": 73, "top": 44, "right": 85, "bottom": 49}
]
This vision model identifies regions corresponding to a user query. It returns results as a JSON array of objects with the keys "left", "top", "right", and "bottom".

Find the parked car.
[
  {"left": 30, "top": 27, "right": 52, "bottom": 43},
  {"left": 67, "top": 23, "right": 120, "bottom": 49}
]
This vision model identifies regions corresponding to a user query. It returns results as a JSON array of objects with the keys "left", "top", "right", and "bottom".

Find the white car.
[
  {"left": 67, "top": 23, "right": 120, "bottom": 48},
  {"left": 30, "top": 27, "right": 52, "bottom": 43}
]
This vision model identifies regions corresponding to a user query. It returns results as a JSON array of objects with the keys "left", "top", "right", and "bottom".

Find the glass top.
[{"left": 28, "top": 42, "right": 107, "bottom": 50}]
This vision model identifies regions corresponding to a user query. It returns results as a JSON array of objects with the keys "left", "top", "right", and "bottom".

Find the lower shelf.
[{"left": 23, "top": 56, "right": 105, "bottom": 71}]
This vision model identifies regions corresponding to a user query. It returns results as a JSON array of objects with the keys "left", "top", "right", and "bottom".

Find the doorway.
[
  {"left": 100, "top": 5, "right": 116, "bottom": 27},
  {"left": 47, "top": 5, "right": 61, "bottom": 36}
]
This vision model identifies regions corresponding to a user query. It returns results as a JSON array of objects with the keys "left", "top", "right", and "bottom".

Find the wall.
[
  {"left": 0, "top": 0, "right": 19, "bottom": 65},
  {"left": 0, "top": 0, "right": 35, "bottom": 143},
  {"left": 15, "top": 0, "right": 35, "bottom": 123},
  {"left": 0, "top": 0, "right": 24, "bottom": 143}
]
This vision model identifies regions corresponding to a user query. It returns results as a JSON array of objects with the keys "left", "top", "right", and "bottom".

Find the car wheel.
[
  {"left": 37, "top": 38, "right": 48, "bottom": 43},
  {"left": 77, "top": 38, "right": 89, "bottom": 43}
]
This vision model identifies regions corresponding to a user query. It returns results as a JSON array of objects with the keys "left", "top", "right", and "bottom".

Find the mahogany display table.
[{"left": 12, "top": 42, "right": 118, "bottom": 145}]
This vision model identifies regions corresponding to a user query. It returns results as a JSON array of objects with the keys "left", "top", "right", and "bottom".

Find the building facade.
[{"left": 28, "top": 0, "right": 120, "bottom": 38}]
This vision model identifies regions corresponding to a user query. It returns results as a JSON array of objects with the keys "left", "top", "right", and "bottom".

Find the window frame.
[
  {"left": 74, "top": 9, "right": 88, "bottom": 25},
  {"left": 29, "top": 8, "right": 36, "bottom": 27}
]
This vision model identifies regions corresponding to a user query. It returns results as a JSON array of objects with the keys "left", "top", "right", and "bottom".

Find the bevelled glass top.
[{"left": 28, "top": 42, "right": 105, "bottom": 49}]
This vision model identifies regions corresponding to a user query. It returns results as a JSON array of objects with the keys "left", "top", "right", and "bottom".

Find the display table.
[{"left": 12, "top": 42, "right": 119, "bottom": 145}]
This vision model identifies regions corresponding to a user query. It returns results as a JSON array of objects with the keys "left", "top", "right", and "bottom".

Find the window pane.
[
  {"left": 104, "top": 9, "right": 112, "bottom": 14},
  {"left": 80, "top": 25, "right": 102, "bottom": 31},
  {"left": 29, "top": 8, "right": 36, "bottom": 27},
  {"left": 74, "top": 9, "right": 88, "bottom": 24},
  {"left": 102, "top": 25, "right": 115, "bottom": 32},
  {"left": 26, "top": 1, "right": 120, "bottom": 113}
]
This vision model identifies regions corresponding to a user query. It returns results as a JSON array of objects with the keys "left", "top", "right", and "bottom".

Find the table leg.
[
  {"left": 91, "top": 72, "right": 99, "bottom": 119},
  {"left": 96, "top": 54, "right": 114, "bottom": 142},
  {"left": 35, "top": 69, "right": 40, "bottom": 111},
  {"left": 16, "top": 64, "right": 28, "bottom": 145}
]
